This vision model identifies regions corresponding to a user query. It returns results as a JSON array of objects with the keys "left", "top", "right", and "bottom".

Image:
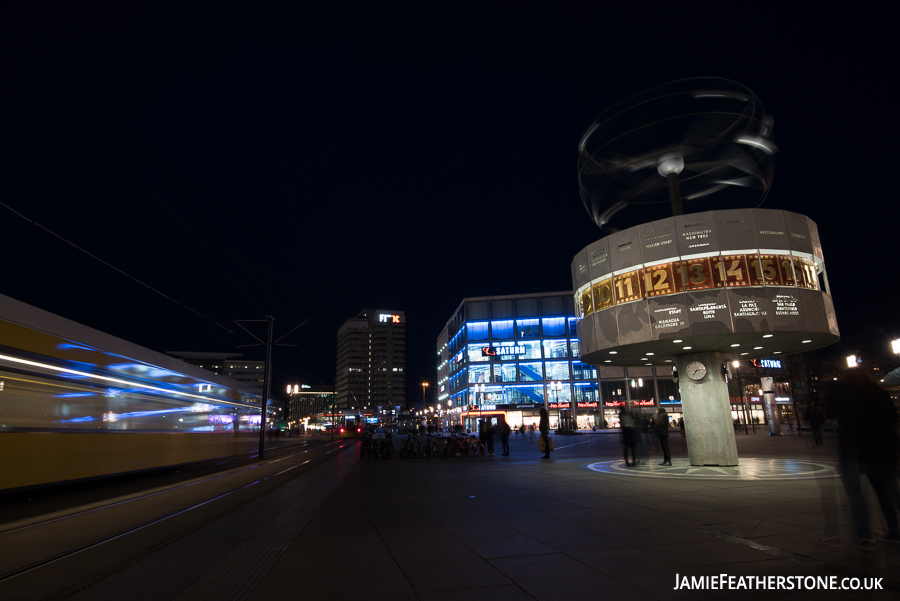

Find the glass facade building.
[{"left": 437, "top": 293, "right": 685, "bottom": 430}]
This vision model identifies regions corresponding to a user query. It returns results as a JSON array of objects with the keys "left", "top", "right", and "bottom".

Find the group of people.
[
  {"left": 476, "top": 408, "right": 553, "bottom": 459},
  {"left": 619, "top": 404, "right": 672, "bottom": 467},
  {"left": 476, "top": 416, "right": 512, "bottom": 456}
]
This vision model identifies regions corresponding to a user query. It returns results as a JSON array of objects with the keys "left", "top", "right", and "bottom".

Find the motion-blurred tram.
[{"left": 0, "top": 293, "right": 268, "bottom": 491}]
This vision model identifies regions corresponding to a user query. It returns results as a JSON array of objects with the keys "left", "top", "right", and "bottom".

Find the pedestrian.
[
  {"left": 486, "top": 419, "right": 495, "bottom": 455},
  {"left": 655, "top": 406, "right": 672, "bottom": 465},
  {"left": 620, "top": 405, "right": 638, "bottom": 466},
  {"left": 805, "top": 400, "right": 823, "bottom": 446},
  {"left": 539, "top": 407, "right": 551, "bottom": 459},
  {"left": 678, "top": 417, "right": 685, "bottom": 437},
  {"left": 822, "top": 369, "right": 900, "bottom": 550},
  {"left": 477, "top": 419, "right": 485, "bottom": 450},
  {"left": 499, "top": 416, "right": 511, "bottom": 455},
  {"left": 519, "top": 423, "right": 525, "bottom": 438}
]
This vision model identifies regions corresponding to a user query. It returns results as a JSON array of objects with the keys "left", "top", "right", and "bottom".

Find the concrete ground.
[{"left": 28, "top": 431, "right": 900, "bottom": 600}]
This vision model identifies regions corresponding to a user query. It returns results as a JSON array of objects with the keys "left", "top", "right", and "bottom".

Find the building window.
[
  {"left": 469, "top": 364, "right": 491, "bottom": 384},
  {"left": 467, "top": 344, "right": 489, "bottom": 363},
  {"left": 542, "top": 317, "right": 566, "bottom": 337},
  {"left": 518, "top": 362, "right": 543, "bottom": 382},
  {"left": 491, "top": 320, "right": 514, "bottom": 339},
  {"left": 507, "top": 385, "right": 544, "bottom": 404},
  {"left": 570, "top": 338, "right": 581, "bottom": 358},
  {"left": 542, "top": 339, "right": 569, "bottom": 359},
  {"left": 493, "top": 363, "right": 517, "bottom": 383},
  {"left": 574, "top": 382, "right": 599, "bottom": 404},
  {"left": 545, "top": 361, "right": 570, "bottom": 380},
  {"left": 467, "top": 322, "right": 489, "bottom": 341},
  {"left": 517, "top": 319, "right": 540, "bottom": 338},
  {"left": 519, "top": 340, "right": 542, "bottom": 360},
  {"left": 572, "top": 361, "right": 597, "bottom": 380}
]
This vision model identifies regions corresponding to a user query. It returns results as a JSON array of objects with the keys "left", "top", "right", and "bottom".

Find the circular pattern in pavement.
[{"left": 585, "top": 457, "right": 838, "bottom": 480}]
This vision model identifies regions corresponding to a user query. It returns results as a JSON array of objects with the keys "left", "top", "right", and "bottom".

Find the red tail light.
[
  {"left": 340, "top": 428, "right": 345, "bottom": 433},
  {"left": 357, "top": 428, "right": 361, "bottom": 432}
]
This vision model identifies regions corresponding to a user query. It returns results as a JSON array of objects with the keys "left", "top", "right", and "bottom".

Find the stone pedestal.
[{"left": 676, "top": 352, "right": 739, "bottom": 466}]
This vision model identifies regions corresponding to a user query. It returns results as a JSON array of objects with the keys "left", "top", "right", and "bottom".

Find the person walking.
[
  {"left": 822, "top": 369, "right": 900, "bottom": 550},
  {"left": 620, "top": 405, "right": 638, "bottom": 466},
  {"left": 539, "top": 407, "right": 551, "bottom": 459},
  {"left": 654, "top": 406, "right": 672, "bottom": 465},
  {"left": 805, "top": 399, "right": 824, "bottom": 446},
  {"left": 499, "top": 416, "right": 511, "bottom": 455}
]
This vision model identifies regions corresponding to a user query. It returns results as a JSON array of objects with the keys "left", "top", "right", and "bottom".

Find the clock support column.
[{"left": 676, "top": 351, "right": 739, "bottom": 466}]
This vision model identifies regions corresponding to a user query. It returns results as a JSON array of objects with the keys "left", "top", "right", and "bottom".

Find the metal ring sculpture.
[{"left": 578, "top": 77, "right": 777, "bottom": 233}]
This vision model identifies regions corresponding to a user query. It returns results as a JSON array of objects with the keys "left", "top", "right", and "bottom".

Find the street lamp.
[
  {"left": 550, "top": 381, "right": 563, "bottom": 431},
  {"left": 732, "top": 361, "right": 751, "bottom": 433},
  {"left": 422, "top": 382, "right": 429, "bottom": 411}
]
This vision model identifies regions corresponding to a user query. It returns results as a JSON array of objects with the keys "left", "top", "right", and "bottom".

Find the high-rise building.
[{"left": 335, "top": 310, "right": 406, "bottom": 417}]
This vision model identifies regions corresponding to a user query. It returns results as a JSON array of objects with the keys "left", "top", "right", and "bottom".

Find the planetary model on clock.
[{"left": 570, "top": 78, "right": 839, "bottom": 466}]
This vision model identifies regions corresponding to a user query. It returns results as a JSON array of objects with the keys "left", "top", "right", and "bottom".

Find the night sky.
[{"left": 2, "top": 3, "right": 896, "bottom": 404}]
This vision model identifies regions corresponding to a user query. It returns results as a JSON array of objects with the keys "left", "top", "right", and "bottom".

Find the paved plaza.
[{"left": 55, "top": 431, "right": 900, "bottom": 600}]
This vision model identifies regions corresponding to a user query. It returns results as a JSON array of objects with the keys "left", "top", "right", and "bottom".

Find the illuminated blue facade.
[
  {"left": 437, "top": 293, "right": 602, "bottom": 429},
  {"left": 437, "top": 292, "right": 683, "bottom": 430}
]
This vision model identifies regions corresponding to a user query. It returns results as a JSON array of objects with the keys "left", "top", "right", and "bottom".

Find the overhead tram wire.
[
  {"left": 4, "top": 11, "right": 357, "bottom": 382},
  {"left": 0, "top": 20, "right": 269, "bottom": 319},
  {"left": 13, "top": 4, "right": 354, "bottom": 326},
  {"left": 0, "top": 199, "right": 233, "bottom": 335}
]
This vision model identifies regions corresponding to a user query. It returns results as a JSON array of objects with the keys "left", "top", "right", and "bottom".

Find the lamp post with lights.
[{"left": 731, "top": 362, "right": 750, "bottom": 434}]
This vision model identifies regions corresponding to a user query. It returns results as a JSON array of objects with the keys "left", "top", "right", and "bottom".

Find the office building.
[{"left": 335, "top": 310, "right": 406, "bottom": 417}]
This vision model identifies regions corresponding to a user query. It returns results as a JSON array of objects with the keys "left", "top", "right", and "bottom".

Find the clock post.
[{"left": 675, "top": 352, "right": 739, "bottom": 466}]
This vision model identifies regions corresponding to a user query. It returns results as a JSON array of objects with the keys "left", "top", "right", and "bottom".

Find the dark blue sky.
[{"left": 1, "top": 3, "right": 896, "bottom": 401}]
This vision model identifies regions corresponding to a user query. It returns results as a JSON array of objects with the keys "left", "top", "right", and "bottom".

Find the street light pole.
[
  {"left": 733, "top": 361, "right": 749, "bottom": 435},
  {"left": 258, "top": 316, "right": 274, "bottom": 459}
]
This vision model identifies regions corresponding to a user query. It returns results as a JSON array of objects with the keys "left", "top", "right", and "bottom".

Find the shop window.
[
  {"left": 518, "top": 362, "right": 543, "bottom": 382},
  {"left": 574, "top": 382, "right": 599, "bottom": 404},
  {"left": 657, "top": 379, "right": 680, "bottom": 402}
]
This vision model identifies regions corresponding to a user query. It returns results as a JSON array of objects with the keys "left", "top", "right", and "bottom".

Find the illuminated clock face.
[{"left": 686, "top": 361, "right": 707, "bottom": 380}]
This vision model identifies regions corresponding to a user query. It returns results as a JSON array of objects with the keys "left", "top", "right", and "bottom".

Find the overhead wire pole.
[
  {"left": 235, "top": 317, "right": 308, "bottom": 459},
  {"left": 259, "top": 316, "right": 274, "bottom": 458}
]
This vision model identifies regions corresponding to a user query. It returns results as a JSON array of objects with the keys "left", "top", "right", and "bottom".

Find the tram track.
[
  {"left": 0, "top": 438, "right": 356, "bottom": 587},
  {"left": 0, "top": 437, "right": 321, "bottom": 537}
]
